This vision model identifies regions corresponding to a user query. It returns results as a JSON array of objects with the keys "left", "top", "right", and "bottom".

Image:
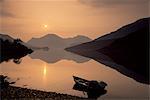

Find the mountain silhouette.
[
  {"left": 0, "top": 34, "right": 33, "bottom": 64},
  {"left": 66, "top": 18, "right": 149, "bottom": 84},
  {"left": 27, "top": 34, "right": 92, "bottom": 63}
]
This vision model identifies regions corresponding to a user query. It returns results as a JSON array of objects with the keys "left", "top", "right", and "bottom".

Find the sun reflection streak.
[
  {"left": 44, "top": 65, "right": 47, "bottom": 76},
  {"left": 43, "top": 63, "right": 47, "bottom": 82}
]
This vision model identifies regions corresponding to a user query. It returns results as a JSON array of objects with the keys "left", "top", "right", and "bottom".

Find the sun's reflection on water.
[
  {"left": 43, "top": 63, "right": 47, "bottom": 84},
  {"left": 44, "top": 64, "right": 47, "bottom": 76}
]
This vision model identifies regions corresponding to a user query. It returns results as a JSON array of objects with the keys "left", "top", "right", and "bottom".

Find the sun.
[
  {"left": 42, "top": 24, "right": 48, "bottom": 29},
  {"left": 44, "top": 24, "right": 48, "bottom": 28}
]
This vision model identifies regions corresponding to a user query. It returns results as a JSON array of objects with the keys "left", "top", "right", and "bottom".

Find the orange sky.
[{"left": 0, "top": 0, "right": 149, "bottom": 41}]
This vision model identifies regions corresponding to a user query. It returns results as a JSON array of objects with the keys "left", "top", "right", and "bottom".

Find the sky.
[{"left": 0, "top": 0, "right": 149, "bottom": 41}]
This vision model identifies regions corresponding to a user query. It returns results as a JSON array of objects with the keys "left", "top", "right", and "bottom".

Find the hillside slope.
[{"left": 66, "top": 18, "right": 150, "bottom": 84}]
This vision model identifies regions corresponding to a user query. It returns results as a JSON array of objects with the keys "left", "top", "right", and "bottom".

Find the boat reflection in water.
[{"left": 73, "top": 76, "right": 107, "bottom": 99}]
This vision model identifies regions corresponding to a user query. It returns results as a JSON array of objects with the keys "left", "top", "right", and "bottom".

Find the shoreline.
[{"left": 1, "top": 85, "right": 88, "bottom": 100}]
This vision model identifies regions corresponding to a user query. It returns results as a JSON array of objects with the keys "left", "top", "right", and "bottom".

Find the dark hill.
[
  {"left": 0, "top": 34, "right": 33, "bottom": 64},
  {"left": 66, "top": 18, "right": 150, "bottom": 84}
]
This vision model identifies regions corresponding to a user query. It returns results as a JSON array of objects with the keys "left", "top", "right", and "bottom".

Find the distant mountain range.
[
  {"left": 27, "top": 34, "right": 92, "bottom": 63},
  {"left": 27, "top": 34, "right": 91, "bottom": 49},
  {"left": 66, "top": 17, "right": 150, "bottom": 84}
]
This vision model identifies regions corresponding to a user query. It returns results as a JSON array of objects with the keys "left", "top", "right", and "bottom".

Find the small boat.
[
  {"left": 73, "top": 76, "right": 107, "bottom": 99},
  {"left": 73, "top": 76, "right": 107, "bottom": 92}
]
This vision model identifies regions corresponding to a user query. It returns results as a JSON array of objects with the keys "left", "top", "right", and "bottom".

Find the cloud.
[
  {"left": 0, "top": 0, "right": 5, "bottom": 2},
  {"left": 0, "top": 11, "right": 16, "bottom": 18},
  {"left": 0, "top": 0, "right": 16, "bottom": 18},
  {"left": 78, "top": 0, "right": 149, "bottom": 7}
]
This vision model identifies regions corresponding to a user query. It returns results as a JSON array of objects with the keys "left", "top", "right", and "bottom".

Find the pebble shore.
[{"left": 1, "top": 86, "right": 88, "bottom": 100}]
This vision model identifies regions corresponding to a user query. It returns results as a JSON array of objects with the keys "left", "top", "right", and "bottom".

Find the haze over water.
[{"left": 0, "top": 56, "right": 149, "bottom": 99}]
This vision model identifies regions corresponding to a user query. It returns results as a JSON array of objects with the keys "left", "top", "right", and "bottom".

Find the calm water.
[{"left": 0, "top": 55, "right": 149, "bottom": 99}]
